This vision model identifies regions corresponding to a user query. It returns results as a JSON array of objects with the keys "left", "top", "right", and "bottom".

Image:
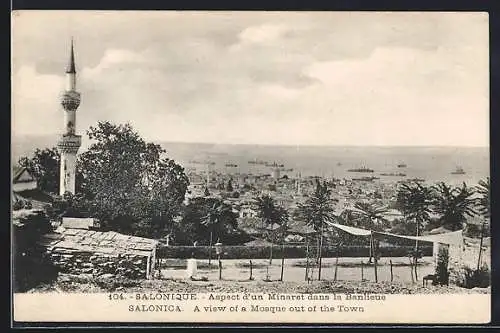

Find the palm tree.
[
  {"left": 202, "top": 200, "right": 234, "bottom": 266},
  {"left": 396, "top": 182, "right": 433, "bottom": 248},
  {"left": 431, "top": 182, "right": 476, "bottom": 231},
  {"left": 475, "top": 177, "right": 490, "bottom": 270},
  {"left": 395, "top": 181, "right": 433, "bottom": 280},
  {"left": 298, "top": 180, "right": 336, "bottom": 280},
  {"left": 352, "top": 201, "right": 388, "bottom": 263},
  {"left": 255, "top": 194, "right": 288, "bottom": 265}
]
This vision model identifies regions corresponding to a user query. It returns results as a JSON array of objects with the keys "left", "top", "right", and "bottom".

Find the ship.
[
  {"left": 225, "top": 163, "right": 238, "bottom": 168},
  {"left": 347, "top": 166, "right": 374, "bottom": 173},
  {"left": 265, "top": 162, "right": 284, "bottom": 168},
  {"left": 352, "top": 176, "right": 379, "bottom": 182},
  {"left": 248, "top": 158, "right": 266, "bottom": 165},
  {"left": 397, "top": 162, "right": 407, "bottom": 168},
  {"left": 380, "top": 172, "right": 407, "bottom": 177},
  {"left": 451, "top": 166, "right": 466, "bottom": 175}
]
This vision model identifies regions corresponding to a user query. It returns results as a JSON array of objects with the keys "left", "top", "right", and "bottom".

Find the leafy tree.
[
  {"left": 298, "top": 180, "right": 336, "bottom": 280},
  {"left": 18, "top": 147, "right": 60, "bottom": 194},
  {"left": 431, "top": 182, "right": 476, "bottom": 231},
  {"left": 76, "top": 122, "right": 189, "bottom": 238}
]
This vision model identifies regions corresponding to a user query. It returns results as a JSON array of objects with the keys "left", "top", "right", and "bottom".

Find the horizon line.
[{"left": 12, "top": 135, "right": 489, "bottom": 149}]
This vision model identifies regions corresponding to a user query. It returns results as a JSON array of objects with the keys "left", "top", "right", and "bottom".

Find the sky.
[{"left": 12, "top": 11, "right": 489, "bottom": 147}]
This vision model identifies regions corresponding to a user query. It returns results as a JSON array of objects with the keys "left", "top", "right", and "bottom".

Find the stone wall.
[{"left": 47, "top": 249, "right": 151, "bottom": 279}]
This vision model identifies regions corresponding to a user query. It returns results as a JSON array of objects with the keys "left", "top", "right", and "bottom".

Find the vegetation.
[
  {"left": 431, "top": 182, "right": 476, "bottom": 231},
  {"left": 18, "top": 147, "right": 60, "bottom": 194},
  {"left": 254, "top": 194, "right": 289, "bottom": 264},
  {"left": 298, "top": 180, "right": 336, "bottom": 280}
]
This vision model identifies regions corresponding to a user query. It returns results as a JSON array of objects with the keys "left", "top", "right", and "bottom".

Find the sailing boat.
[{"left": 451, "top": 166, "right": 466, "bottom": 175}]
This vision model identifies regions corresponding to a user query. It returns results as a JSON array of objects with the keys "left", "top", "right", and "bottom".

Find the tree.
[
  {"left": 77, "top": 122, "right": 189, "bottom": 238},
  {"left": 431, "top": 182, "right": 476, "bottom": 231},
  {"left": 298, "top": 180, "right": 336, "bottom": 280},
  {"left": 201, "top": 198, "right": 238, "bottom": 265},
  {"left": 352, "top": 201, "right": 388, "bottom": 263},
  {"left": 226, "top": 179, "right": 233, "bottom": 192},
  {"left": 178, "top": 197, "right": 238, "bottom": 246},
  {"left": 18, "top": 147, "right": 60, "bottom": 194},
  {"left": 396, "top": 181, "right": 433, "bottom": 248},
  {"left": 254, "top": 194, "right": 289, "bottom": 265},
  {"left": 475, "top": 177, "right": 490, "bottom": 270},
  {"left": 395, "top": 182, "right": 433, "bottom": 280}
]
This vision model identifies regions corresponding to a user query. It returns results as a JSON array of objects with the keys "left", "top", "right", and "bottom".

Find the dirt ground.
[{"left": 27, "top": 256, "right": 490, "bottom": 295}]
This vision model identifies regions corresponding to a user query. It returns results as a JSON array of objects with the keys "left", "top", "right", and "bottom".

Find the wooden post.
[
  {"left": 208, "top": 231, "right": 213, "bottom": 267},
  {"left": 361, "top": 260, "right": 364, "bottom": 281},
  {"left": 477, "top": 219, "right": 485, "bottom": 271},
  {"left": 414, "top": 256, "right": 419, "bottom": 281},
  {"left": 390, "top": 260, "right": 393, "bottom": 282},
  {"left": 305, "top": 236, "right": 310, "bottom": 281},
  {"left": 218, "top": 255, "right": 222, "bottom": 280},
  {"left": 334, "top": 255, "right": 339, "bottom": 281},
  {"left": 409, "top": 257, "right": 414, "bottom": 284},
  {"left": 371, "top": 232, "right": 378, "bottom": 283},
  {"left": 269, "top": 243, "right": 273, "bottom": 265},
  {"left": 318, "top": 222, "right": 324, "bottom": 281},
  {"left": 280, "top": 241, "right": 285, "bottom": 282}
]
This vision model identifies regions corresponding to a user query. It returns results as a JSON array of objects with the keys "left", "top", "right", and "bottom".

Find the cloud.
[
  {"left": 12, "top": 65, "right": 64, "bottom": 136},
  {"left": 11, "top": 11, "right": 489, "bottom": 147}
]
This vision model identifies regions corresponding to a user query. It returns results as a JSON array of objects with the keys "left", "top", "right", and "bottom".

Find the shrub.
[
  {"left": 434, "top": 246, "right": 449, "bottom": 285},
  {"left": 454, "top": 264, "right": 491, "bottom": 289}
]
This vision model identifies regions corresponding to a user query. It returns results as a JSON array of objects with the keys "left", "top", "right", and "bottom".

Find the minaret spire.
[{"left": 66, "top": 37, "right": 76, "bottom": 74}]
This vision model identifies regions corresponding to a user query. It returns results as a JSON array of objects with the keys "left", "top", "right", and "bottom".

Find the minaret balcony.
[
  {"left": 60, "top": 91, "right": 81, "bottom": 111},
  {"left": 57, "top": 134, "right": 82, "bottom": 153}
]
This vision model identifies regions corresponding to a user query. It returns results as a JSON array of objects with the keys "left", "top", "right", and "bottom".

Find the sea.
[{"left": 12, "top": 136, "right": 489, "bottom": 186}]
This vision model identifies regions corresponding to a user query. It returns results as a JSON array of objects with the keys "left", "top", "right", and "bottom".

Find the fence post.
[
  {"left": 249, "top": 260, "right": 253, "bottom": 280},
  {"left": 409, "top": 257, "right": 414, "bottom": 284},
  {"left": 361, "top": 260, "right": 364, "bottom": 281},
  {"left": 334, "top": 256, "right": 339, "bottom": 281},
  {"left": 390, "top": 260, "right": 393, "bottom": 282},
  {"left": 218, "top": 256, "right": 222, "bottom": 280}
]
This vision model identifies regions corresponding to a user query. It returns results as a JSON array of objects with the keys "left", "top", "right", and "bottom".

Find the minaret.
[{"left": 57, "top": 39, "right": 82, "bottom": 195}]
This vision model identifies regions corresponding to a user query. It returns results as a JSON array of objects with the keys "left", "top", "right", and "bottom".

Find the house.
[{"left": 12, "top": 167, "right": 37, "bottom": 192}]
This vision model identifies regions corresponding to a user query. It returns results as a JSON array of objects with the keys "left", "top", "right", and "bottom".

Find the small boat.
[
  {"left": 451, "top": 166, "right": 466, "bottom": 175},
  {"left": 225, "top": 163, "right": 238, "bottom": 168},
  {"left": 397, "top": 163, "right": 407, "bottom": 168}
]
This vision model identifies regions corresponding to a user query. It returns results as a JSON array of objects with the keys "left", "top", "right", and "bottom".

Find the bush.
[
  {"left": 454, "top": 264, "right": 491, "bottom": 289},
  {"left": 434, "top": 246, "right": 449, "bottom": 286},
  {"left": 157, "top": 244, "right": 433, "bottom": 259}
]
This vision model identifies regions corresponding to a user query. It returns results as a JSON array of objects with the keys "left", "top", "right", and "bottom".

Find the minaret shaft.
[{"left": 58, "top": 39, "right": 82, "bottom": 196}]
